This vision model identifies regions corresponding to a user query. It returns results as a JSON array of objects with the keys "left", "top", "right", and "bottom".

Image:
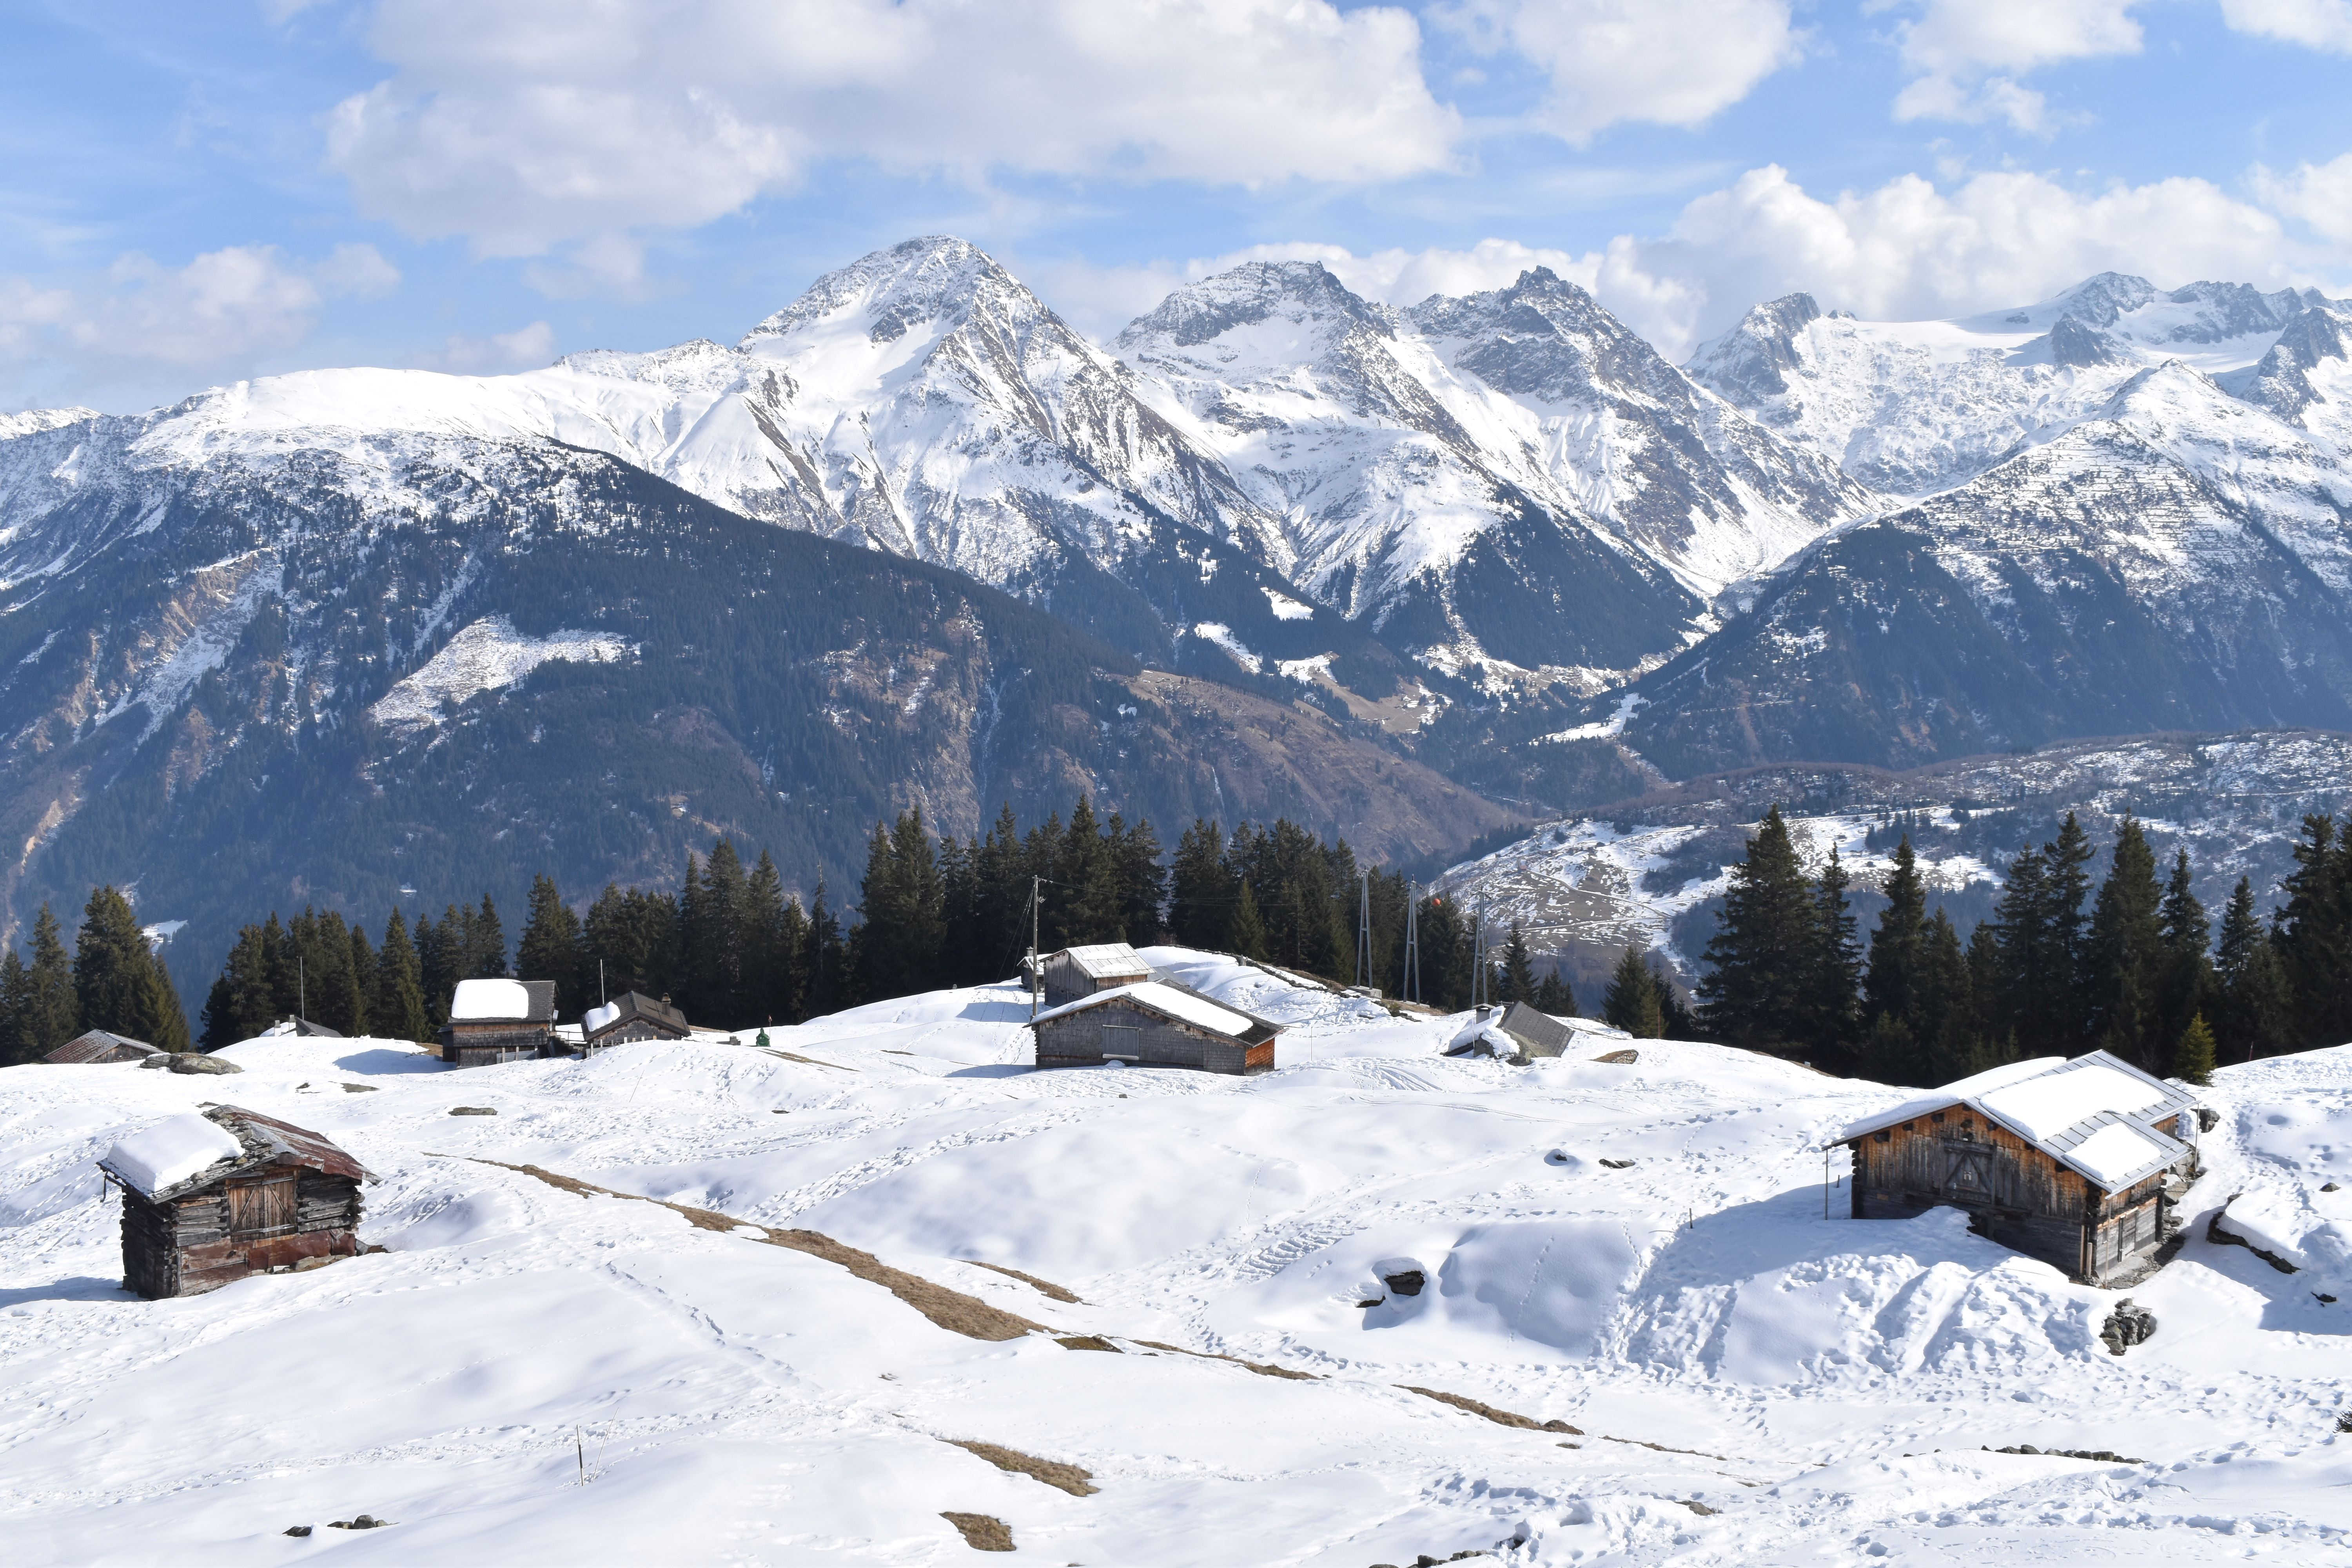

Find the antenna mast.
[
  {"left": 1029, "top": 875, "right": 1043, "bottom": 1023},
  {"left": 1356, "top": 871, "right": 1372, "bottom": 990}
]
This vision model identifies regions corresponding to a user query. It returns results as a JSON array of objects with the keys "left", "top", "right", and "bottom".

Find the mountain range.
[{"left": 2, "top": 237, "right": 2347, "bottom": 999}]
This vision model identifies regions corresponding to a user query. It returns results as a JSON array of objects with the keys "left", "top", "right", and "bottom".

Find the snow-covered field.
[{"left": 4, "top": 948, "right": 2348, "bottom": 1564}]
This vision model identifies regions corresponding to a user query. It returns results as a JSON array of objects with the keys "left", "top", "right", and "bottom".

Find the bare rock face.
[{"left": 2100, "top": 1298, "right": 2158, "bottom": 1355}]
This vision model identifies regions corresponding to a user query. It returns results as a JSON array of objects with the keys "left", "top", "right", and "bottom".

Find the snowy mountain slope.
[
  {"left": 0, "top": 439, "right": 1503, "bottom": 1013},
  {"left": 1115, "top": 262, "right": 1871, "bottom": 680},
  {"left": 5, "top": 956, "right": 2350, "bottom": 1563},
  {"left": 1688, "top": 272, "right": 2336, "bottom": 499}
]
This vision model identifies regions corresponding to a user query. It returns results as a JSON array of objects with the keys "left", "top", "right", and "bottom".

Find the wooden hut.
[
  {"left": 1032, "top": 980, "right": 1281, "bottom": 1075},
  {"left": 1836, "top": 1051, "right": 2203, "bottom": 1287},
  {"left": 1038, "top": 943, "right": 1152, "bottom": 1007},
  {"left": 439, "top": 978, "right": 558, "bottom": 1066},
  {"left": 1496, "top": 1002, "right": 1574, "bottom": 1059},
  {"left": 100, "top": 1106, "right": 372, "bottom": 1299},
  {"left": 581, "top": 991, "right": 692, "bottom": 1051},
  {"left": 42, "top": 1029, "right": 161, "bottom": 1065}
]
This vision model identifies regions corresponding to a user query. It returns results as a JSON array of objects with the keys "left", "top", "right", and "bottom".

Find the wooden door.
[
  {"left": 1940, "top": 1144, "right": 1995, "bottom": 1203},
  {"left": 227, "top": 1174, "right": 296, "bottom": 1236}
]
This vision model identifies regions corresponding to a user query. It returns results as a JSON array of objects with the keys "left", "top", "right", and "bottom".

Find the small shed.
[
  {"left": 1837, "top": 1051, "right": 2202, "bottom": 1287},
  {"left": 439, "top": 978, "right": 558, "bottom": 1066},
  {"left": 42, "top": 1029, "right": 161, "bottom": 1065},
  {"left": 1032, "top": 980, "right": 1281, "bottom": 1075},
  {"left": 1039, "top": 943, "right": 1152, "bottom": 1008},
  {"left": 100, "top": 1105, "right": 372, "bottom": 1299},
  {"left": 1443, "top": 1003, "right": 1579, "bottom": 1063},
  {"left": 581, "top": 991, "right": 692, "bottom": 1051}
]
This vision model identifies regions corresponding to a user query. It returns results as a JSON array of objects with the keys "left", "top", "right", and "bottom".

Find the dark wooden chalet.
[
  {"left": 1032, "top": 980, "right": 1281, "bottom": 1075},
  {"left": 581, "top": 991, "right": 692, "bottom": 1051},
  {"left": 1038, "top": 943, "right": 1153, "bottom": 1007},
  {"left": 100, "top": 1105, "right": 372, "bottom": 1299},
  {"left": 1837, "top": 1051, "right": 2203, "bottom": 1287},
  {"left": 439, "top": 978, "right": 559, "bottom": 1066},
  {"left": 42, "top": 1029, "right": 161, "bottom": 1065}
]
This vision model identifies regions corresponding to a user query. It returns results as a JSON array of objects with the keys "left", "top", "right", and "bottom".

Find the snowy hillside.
[{"left": 5, "top": 951, "right": 2350, "bottom": 1563}]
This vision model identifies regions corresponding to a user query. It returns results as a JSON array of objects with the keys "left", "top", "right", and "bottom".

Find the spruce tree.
[
  {"left": 1809, "top": 848, "right": 1863, "bottom": 1067},
  {"left": 1169, "top": 820, "right": 1234, "bottom": 950},
  {"left": 1054, "top": 795, "right": 1118, "bottom": 946},
  {"left": 1603, "top": 946, "right": 1664, "bottom": 1037},
  {"left": 1499, "top": 924, "right": 1536, "bottom": 1005},
  {"left": 1863, "top": 837, "right": 1926, "bottom": 1036},
  {"left": 202, "top": 923, "right": 277, "bottom": 1048},
  {"left": 2085, "top": 818, "right": 2165, "bottom": 1069},
  {"left": 1108, "top": 813, "right": 1166, "bottom": 944},
  {"left": 1534, "top": 968, "right": 1575, "bottom": 1016},
  {"left": 1655, "top": 966, "right": 1699, "bottom": 1040},
  {"left": 2275, "top": 813, "right": 2352, "bottom": 1050},
  {"left": 2214, "top": 877, "right": 2292, "bottom": 1063},
  {"left": 744, "top": 851, "right": 801, "bottom": 1024},
  {"left": 466, "top": 895, "right": 508, "bottom": 979},
  {"left": 374, "top": 908, "right": 432, "bottom": 1042},
  {"left": 417, "top": 909, "right": 458, "bottom": 1025},
  {"left": 1918, "top": 909, "right": 1976, "bottom": 1080},
  {"left": 73, "top": 887, "right": 188, "bottom": 1050},
  {"left": 0, "top": 949, "right": 32, "bottom": 1065},
  {"left": 1697, "top": 806, "right": 1818, "bottom": 1052},
  {"left": 24, "top": 904, "right": 78, "bottom": 1054},
  {"left": 517, "top": 874, "right": 586, "bottom": 1016},
  {"left": 803, "top": 882, "right": 847, "bottom": 1018},
  {"left": 1229, "top": 880, "right": 1269, "bottom": 960},
  {"left": 2156, "top": 847, "right": 2213, "bottom": 1052},
  {"left": 2174, "top": 1013, "right": 2217, "bottom": 1087}
]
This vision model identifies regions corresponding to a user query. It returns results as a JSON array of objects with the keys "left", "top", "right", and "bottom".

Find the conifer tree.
[
  {"left": 2214, "top": 877, "right": 2292, "bottom": 1062},
  {"left": 1229, "top": 880, "right": 1269, "bottom": 960},
  {"left": 465, "top": 895, "right": 508, "bottom": 979},
  {"left": 1498, "top": 924, "right": 1536, "bottom": 1005},
  {"left": 2275, "top": 813, "right": 2352, "bottom": 1050},
  {"left": 1169, "top": 819, "right": 1234, "bottom": 950},
  {"left": 73, "top": 887, "right": 187, "bottom": 1050},
  {"left": 1533, "top": 967, "right": 1575, "bottom": 1016},
  {"left": 743, "top": 850, "right": 802, "bottom": 1025},
  {"left": 2086, "top": 818, "right": 2165, "bottom": 1068},
  {"left": 347, "top": 921, "right": 377, "bottom": 1035},
  {"left": 417, "top": 909, "right": 458, "bottom": 1026},
  {"left": 0, "top": 949, "right": 31, "bottom": 1065},
  {"left": 517, "top": 874, "right": 587, "bottom": 1015},
  {"left": 1808, "top": 848, "right": 1863, "bottom": 1067},
  {"left": 802, "top": 882, "right": 847, "bottom": 1018},
  {"left": 24, "top": 904, "right": 78, "bottom": 1054},
  {"left": 374, "top": 908, "right": 432, "bottom": 1042},
  {"left": 1697, "top": 806, "right": 1818, "bottom": 1052},
  {"left": 1655, "top": 964, "right": 1698, "bottom": 1040},
  {"left": 1603, "top": 945, "right": 1665, "bottom": 1037},
  {"left": 2174, "top": 1013, "right": 2217, "bottom": 1087},
  {"left": 2156, "top": 847, "right": 2213, "bottom": 1051},
  {"left": 1054, "top": 795, "right": 1118, "bottom": 947},
  {"left": 201, "top": 923, "right": 276, "bottom": 1048},
  {"left": 1863, "top": 837, "right": 1926, "bottom": 1036},
  {"left": 1107, "top": 813, "right": 1166, "bottom": 943}
]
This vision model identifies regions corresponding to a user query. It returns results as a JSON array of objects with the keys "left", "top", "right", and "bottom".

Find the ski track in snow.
[{"left": 3, "top": 948, "right": 2349, "bottom": 1563}]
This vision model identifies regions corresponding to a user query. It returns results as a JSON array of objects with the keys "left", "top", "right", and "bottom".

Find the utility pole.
[
  {"left": 1029, "top": 875, "right": 1043, "bottom": 1022},
  {"left": 1403, "top": 882, "right": 1421, "bottom": 1004},
  {"left": 1472, "top": 897, "right": 1487, "bottom": 1012},
  {"left": 599, "top": 959, "right": 607, "bottom": 1009},
  {"left": 298, "top": 955, "right": 306, "bottom": 1024},
  {"left": 1356, "top": 870, "right": 1372, "bottom": 990}
]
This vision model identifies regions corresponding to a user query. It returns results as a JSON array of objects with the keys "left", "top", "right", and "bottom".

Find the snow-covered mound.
[{"left": 4, "top": 962, "right": 2349, "bottom": 1563}]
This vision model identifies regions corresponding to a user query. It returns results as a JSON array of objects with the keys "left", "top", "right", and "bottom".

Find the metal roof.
[
  {"left": 1051, "top": 943, "right": 1151, "bottom": 980},
  {"left": 583, "top": 990, "right": 690, "bottom": 1039},
  {"left": 1031, "top": 978, "right": 1282, "bottom": 1045},
  {"left": 42, "top": 1029, "right": 160, "bottom": 1064},
  {"left": 1837, "top": 1049, "right": 2199, "bottom": 1194}
]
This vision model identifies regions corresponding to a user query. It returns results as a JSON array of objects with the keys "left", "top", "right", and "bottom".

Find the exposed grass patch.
[
  {"left": 940, "top": 1512, "right": 1014, "bottom": 1551},
  {"left": 944, "top": 1440, "right": 1100, "bottom": 1497},
  {"left": 967, "top": 1261, "right": 1083, "bottom": 1303},
  {"left": 1400, "top": 1386, "right": 1579, "bottom": 1433}
]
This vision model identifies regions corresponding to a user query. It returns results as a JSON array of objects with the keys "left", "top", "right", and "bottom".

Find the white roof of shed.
[
  {"left": 103, "top": 1114, "right": 243, "bottom": 1198},
  {"left": 450, "top": 978, "right": 532, "bottom": 1022},
  {"left": 1838, "top": 1049, "right": 2199, "bottom": 1193},
  {"left": 1032, "top": 981, "right": 1261, "bottom": 1039}
]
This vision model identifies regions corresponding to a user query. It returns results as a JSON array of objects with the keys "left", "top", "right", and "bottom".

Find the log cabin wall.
[
  {"left": 118, "top": 1168, "right": 366, "bottom": 1299},
  {"left": 1850, "top": 1111, "right": 2095, "bottom": 1280},
  {"left": 1033, "top": 1001, "right": 1259, "bottom": 1074}
]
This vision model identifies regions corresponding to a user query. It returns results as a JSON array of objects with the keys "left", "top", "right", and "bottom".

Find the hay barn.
[
  {"left": 1038, "top": 943, "right": 1152, "bottom": 1007},
  {"left": 581, "top": 991, "right": 692, "bottom": 1051},
  {"left": 1032, "top": 980, "right": 1281, "bottom": 1075},
  {"left": 42, "top": 1030, "right": 161, "bottom": 1065},
  {"left": 440, "top": 978, "right": 558, "bottom": 1066},
  {"left": 1837, "top": 1051, "right": 2203, "bottom": 1287},
  {"left": 100, "top": 1106, "right": 372, "bottom": 1299}
]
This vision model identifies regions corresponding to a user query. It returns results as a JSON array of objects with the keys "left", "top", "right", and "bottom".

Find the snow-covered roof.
[
  {"left": 448, "top": 978, "right": 555, "bottom": 1024},
  {"left": 102, "top": 1115, "right": 243, "bottom": 1198},
  {"left": 1838, "top": 1049, "right": 2199, "bottom": 1193},
  {"left": 583, "top": 1001, "right": 619, "bottom": 1033},
  {"left": 581, "top": 991, "right": 689, "bottom": 1040},
  {"left": 1051, "top": 943, "right": 1150, "bottom": 980},
  {"left": 1031, "top": 980, "right": 1272, "bottom": 1040}
]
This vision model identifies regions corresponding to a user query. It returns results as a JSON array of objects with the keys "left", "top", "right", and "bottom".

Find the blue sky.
[{"left": 4, "top": 0, "right": 2348, "bottom": 412}]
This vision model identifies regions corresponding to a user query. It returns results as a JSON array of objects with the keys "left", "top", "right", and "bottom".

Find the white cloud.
[
  {"left": 1877, "top": 0, "right": 2145, "bottom": 131},
  {"left": 2253, "top": 152, "right": 2352, "bottom": 244},
  {"left": 413, "top": 320, "right": 558, "bottom": 374},
  {"left": 0, "top": 243, "right": 399, "bottom": 406},
  {"left": 1434, "top": 0, "right": 1802, "bottom": 142},
  {"left": 327, "top": 0, "right": 1462, "bottom": 266},
  {"left": 2221, "top": 0, "right": 2352, "bottom": 51}
]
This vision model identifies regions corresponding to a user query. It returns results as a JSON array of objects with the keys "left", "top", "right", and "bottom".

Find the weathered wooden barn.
[
  {"left": 1032, "top": 980, "right": 1281, "bottom": 1075},
  {"left": 439, "top": 978, "right": 559, "bottom": 1066},
  {"left": 1038, "top": 943, "right": 1153, "bottom": 1007},
  {"left": 42, "top": 1029, "right": 160, "bottom": 1065},
  {"left": 581, "top": 991, "right": 692, "bottom": 1051},
  {"left": 100, "top": 1106, "right": 372, "bottom": 1299},
  {"left": 1837, "top": 1051, "right": 2203, "bottom": 1287}
]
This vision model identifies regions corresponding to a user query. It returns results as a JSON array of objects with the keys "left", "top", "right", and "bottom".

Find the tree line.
[
  {"left": 0, "top": 889, "right": 193, "bottom": 1063},
  {"left": 1679, "top": 805, "right": 2352, "bottom": 1086}
]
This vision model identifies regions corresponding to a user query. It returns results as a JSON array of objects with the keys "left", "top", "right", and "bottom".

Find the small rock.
[
  {"left": 2338, "top": 1412, "right": 2352, "bottom": 1434},
  {"left": 448, "top": 1106, "right": 497, "bottom": 1116},
  {"left": 326, "top": 1514, "right": 388, "bottom": 1530},
  {"left": 283, "top": 1525, "right": 312, "bottom": 1537},
  {"left": 2320, "top": 1293, "right": 2339, "bottom": 1305},
  {"left": 1592, "top": 1049, "right": 1639, "bottom": 1065},
  {"left": 2197, "top": 1107, "right": 2221, "bottom": 1132},
  {"left": 138, "top": 1054, "right": 170, "bottom": 1069},
  {"left": 1357, "top": 1299, "right": 1384, "bottom": 1309},
  {"left": 168, "top": 1053, "right": 243, "bottom": 1075},
  {"left": 2325, "top": 1182, "right": 2341, "bottom": 1193},
  {"left": 1540, "top": 1419, "right": 1580, "bottom": 1434},
  {"left": 2099, "top": 1298, "right": 2158, "bottom": 1356},
  {"left": 1681, "top": 1500, "right": 1718, "bottom": 1516},
  {"left": 1381, "top": 1269, "right": 1426, "bottom": 1298},
  {"left": 341, "top": 1083, "right": 378, "bottom": 1093},
  {"left": 1599, "top": 1158, "right": 1636, "bottom": 1170}
]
